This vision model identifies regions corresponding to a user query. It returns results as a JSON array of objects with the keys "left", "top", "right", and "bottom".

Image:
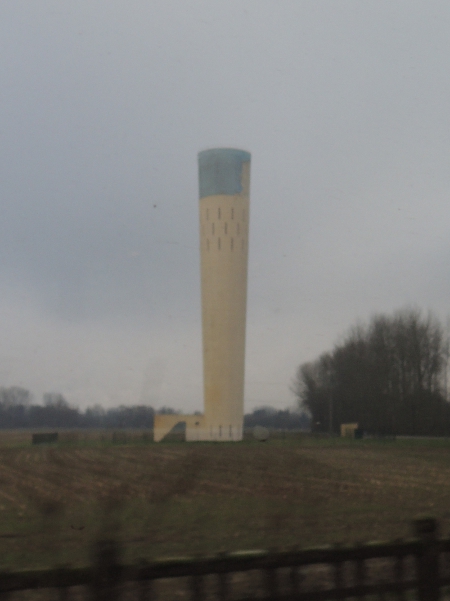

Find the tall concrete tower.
[
  {"left": 153, "top": 148, "right": 250, "bottom": 442},
  {"left": 198, "top": 148, "right": 251, "bottom": 441}
]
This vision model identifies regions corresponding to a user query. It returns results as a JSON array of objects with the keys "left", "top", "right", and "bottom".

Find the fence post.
[
  {"left": 91, "top": 539, "right": 122, "bottom": 601},
  {"left": 191, "top": 573, "right": 204, "bottom": 601},
  {"left": 393, "top": 539, "right": 405, "bottom": 601},
  {"left": 265, "top": 566, "right": 278, "bottom": 601},
  {"left": 218, "top": 571, "right": 229, "bottom": 601},
  {"left": 290, "top": 565, "right": 301, "bottom": 597},
  {"left": 137, "top": 559, "right": 152, "bottom": 601},
  {"left": 354, "top": 543, "right": 366, "bottom": 601},
  {"left": 414, "top": 517, "right": 439, "bottom": 601},
  {"left": 333, "top": 543, "right": 343, "bottom": 593},
  {"left": 55, "top": 565, "right": 71, "bottom": 601},
  {"left": 0, "top": 571, "right": 11, "bottom": 601},
  {"left": 217, "top": 553, "right": 229, "bottom": 601}
]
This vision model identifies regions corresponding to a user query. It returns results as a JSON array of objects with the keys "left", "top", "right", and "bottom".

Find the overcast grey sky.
[{"left": 1, "top": 1, "right": 450, "bottom": 411}]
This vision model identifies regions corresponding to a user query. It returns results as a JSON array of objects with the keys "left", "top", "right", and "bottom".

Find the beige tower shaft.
[{"left": 198, "top": 149, "right": 251, "bottom": 441}]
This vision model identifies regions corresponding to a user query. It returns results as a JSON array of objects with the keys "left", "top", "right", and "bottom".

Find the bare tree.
[{"left": 294, "top": 308, "right": 450, "bottom": 436}]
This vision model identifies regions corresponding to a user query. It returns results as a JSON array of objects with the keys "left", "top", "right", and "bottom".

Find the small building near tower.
[{"left": 340, "top": 423, "right": 360, "bottom": 438}]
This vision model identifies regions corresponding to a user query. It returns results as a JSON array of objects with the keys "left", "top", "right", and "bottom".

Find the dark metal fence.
[
  {"left": 31, "top": 433, "right": 58, "bottom": 445},
  {"left": 0, "top": 518, "right": 449, "bottom": 600}
]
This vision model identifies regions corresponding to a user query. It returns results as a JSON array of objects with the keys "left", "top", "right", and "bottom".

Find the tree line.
[
  {"left": 292, "top": 308, "right": 450, "bottom": 436},
  {"left": 0, "top": 388, "right": 154, "bottom": 429},
  {"left": 0, "top": 388, "right": 308, "bottom": 430},
  {"left": 243, "top": 407, "right": 310, "bottom": 430}
]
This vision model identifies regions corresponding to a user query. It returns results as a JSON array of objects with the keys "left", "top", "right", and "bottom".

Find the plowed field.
[{"left": 0, "top": 433, "right": 449, "bottom": 570}]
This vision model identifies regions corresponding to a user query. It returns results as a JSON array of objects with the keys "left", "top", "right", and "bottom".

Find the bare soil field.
[{"left": 0, "top": 431, "right": 449, "bottom": 571}]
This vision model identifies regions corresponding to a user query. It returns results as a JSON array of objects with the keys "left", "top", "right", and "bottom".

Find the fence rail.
[{"left": 0, "top": 518, "right": 448, "bottom": 600}]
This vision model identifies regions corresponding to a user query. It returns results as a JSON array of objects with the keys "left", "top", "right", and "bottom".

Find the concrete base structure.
[
  {"left": 153, "top": 414, "right": 206, "bottom": 442},
  {"left": 153, "top": 413, "right": 243, "bottom": 442}
]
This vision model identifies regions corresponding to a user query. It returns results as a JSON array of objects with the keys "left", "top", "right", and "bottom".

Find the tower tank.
[{"left": 198, "top": 148, "right": 251, "bottom": 441}]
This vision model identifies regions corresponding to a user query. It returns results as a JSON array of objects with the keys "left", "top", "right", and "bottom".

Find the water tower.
[
  {"left": 198, "top": 148, "right": 251, "bottom": 440},
  {"left": 153, "top": 148, "right": 251, "bottom": 441}
]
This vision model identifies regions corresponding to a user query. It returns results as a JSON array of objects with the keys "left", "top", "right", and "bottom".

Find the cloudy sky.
[{"left": 1, "top": 1, "right": 450, "bottom": 412}]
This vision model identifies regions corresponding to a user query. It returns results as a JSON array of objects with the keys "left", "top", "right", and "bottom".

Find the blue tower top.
[{"left": 198, "top": 148, "right": 251, "bottom": 199}]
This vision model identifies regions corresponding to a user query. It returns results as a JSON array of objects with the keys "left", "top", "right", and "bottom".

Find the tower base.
[{"left": 153, "top": 414, "right": 243, "bottom": 442}]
